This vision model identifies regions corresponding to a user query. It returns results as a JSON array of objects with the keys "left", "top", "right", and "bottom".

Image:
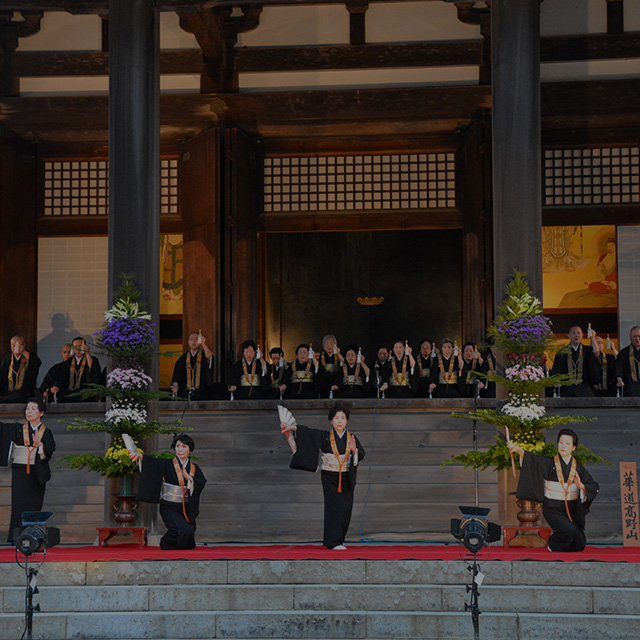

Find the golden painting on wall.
[
  {"left": 542, "top": 225, "right": 617, "bottom": 310},
  {"left": 160, "top": 234, "right": 183, "bottom": 315}
]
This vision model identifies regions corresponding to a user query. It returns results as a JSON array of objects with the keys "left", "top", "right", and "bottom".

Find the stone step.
[
  {"left": 1, "top": 611, "right": 640, "bottom": 640},
  {"left": 1, "top": 584, "right": 638, "bottom": 615},
  {"left": 2, "top": 558, "right": 639, "bottom": 588}
]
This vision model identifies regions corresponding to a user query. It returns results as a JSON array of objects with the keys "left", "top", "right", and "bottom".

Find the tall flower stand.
[{"left": 97, "top": 475, "right": 148, "bottom": 548}]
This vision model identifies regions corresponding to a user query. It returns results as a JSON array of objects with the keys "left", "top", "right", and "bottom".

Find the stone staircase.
[{"left": 0, "top": 556, "right": 638, "bottom": 639}]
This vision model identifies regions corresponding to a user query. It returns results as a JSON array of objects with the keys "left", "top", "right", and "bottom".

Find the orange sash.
[
  {"left": 329, "top": 429, "right": 352, "bottom": 494},
  {"left": 554, "top": 454, "right": 577, "bottom": 522},
  {"left": 22, "top": 422, "right": 45, "bottom": 475},
  {"left": 173, "top": 457, "right": 194, "bottom": 523}
]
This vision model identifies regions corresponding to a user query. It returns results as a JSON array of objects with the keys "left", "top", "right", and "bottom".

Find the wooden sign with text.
[{"left": 620, "top": 462, "right": 640, "bottom": 547}]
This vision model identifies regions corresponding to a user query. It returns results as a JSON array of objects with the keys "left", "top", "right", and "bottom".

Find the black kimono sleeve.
[
  {"left": 0, "top": 422, "right": 20, "bottom": 467},
  {"left": 289, "top": 424, "right": 325, "bottom": 472},
  {"left": 516, "top": 451, "right": 550, "bottom": 503}
]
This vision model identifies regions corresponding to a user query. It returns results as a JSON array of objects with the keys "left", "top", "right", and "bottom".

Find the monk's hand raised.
[{"left": 349, "top": 434, "right": 357, "bottom": 454}]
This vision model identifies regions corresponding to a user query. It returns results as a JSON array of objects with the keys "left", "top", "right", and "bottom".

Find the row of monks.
[{"left": 2, "top": 325, "right": 639, "bottom": 404}]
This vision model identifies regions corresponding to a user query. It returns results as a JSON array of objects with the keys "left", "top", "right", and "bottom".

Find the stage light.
[
  {"left": 450, "top": 506, "right": 501, "bottom": 553},
  {"left": 13, "top": 511, "right": 60, "bottom": 557}
]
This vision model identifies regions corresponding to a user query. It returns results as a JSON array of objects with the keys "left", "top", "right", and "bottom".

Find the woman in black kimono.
[
  {"left": 458, "top": 342, "right": 484, "bottom": 398},
  {"left": 130, "top": 433, "right": 206, "bottom": 550},
  {"left": 380, "top": 340, "right": 418, "bottom": 398},
  {"left": 0, "top": 398, "right": 55, "bottom": 542},
  {"left": 281, "top": 404, "right": 365, "bottom": 550},
  {"left": 429, "top": 338, "right": 462, "bottom": 398},
  {"left": 228, "top": 339, "right": 269, "bottom": 400},
  {"left": 282, "top": 344, "right": 323, "bottom": 399},
  {"left": 508, "top": 429, "right": 599, "bottom": 552},
  {"left": 331, "top": 346, "right": 370, "bottom": 399}
]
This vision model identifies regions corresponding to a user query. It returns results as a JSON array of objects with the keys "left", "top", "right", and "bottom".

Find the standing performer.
[
  {"left": 0, "top": 399, "right": 55, "bottom": 543},
  {"left": 228, "top": 339, "right": 269, "bottom": 399},
  {"left": 280, "top": 404, "right": 365, "bottom": 550},
  {"left": 130, "top": 433, "right": 206, "bottom": 550},
  {"left": 508, "top": 429, "right": 599, "bottom": 552}
]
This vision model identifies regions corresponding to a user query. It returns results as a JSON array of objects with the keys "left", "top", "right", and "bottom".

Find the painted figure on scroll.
[
  {"left": 508, "top": 429, "right": 599, "bottom": 552},
  {"left": 280, "top": 404, "right": 365, "bottom": 550},
  {"left": 130, "top": 433, "right": 207, "bottom": 550}
]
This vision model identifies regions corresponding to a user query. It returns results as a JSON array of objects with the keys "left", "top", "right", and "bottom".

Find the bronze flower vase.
[{"left": 113, "top": 475, "right": 138, "bottom": 525}]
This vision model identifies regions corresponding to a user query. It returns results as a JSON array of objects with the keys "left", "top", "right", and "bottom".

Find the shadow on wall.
[{"left": 36, "top": 313, "right": 81, "bottom": 386}]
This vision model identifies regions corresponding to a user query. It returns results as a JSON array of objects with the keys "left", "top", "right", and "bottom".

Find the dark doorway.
[{"left": 264, "top": 230, "right": 462, "bottom": 360}]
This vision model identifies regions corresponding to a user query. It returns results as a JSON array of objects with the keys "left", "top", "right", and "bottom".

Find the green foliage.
[{"left": 444, "top": 438, "right": 609, "bottom": 472}]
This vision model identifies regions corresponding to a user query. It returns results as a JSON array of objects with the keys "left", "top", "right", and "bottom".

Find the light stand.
[
  {"left": 13, "top": 511, "right": 60, "bottom": 640},
  {"left": 449, "top": 382, "right": 500, "bottom": 639}
]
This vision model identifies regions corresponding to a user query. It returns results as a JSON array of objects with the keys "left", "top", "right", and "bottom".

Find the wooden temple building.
[{"left": 0, "top": 0, "right": 639, "bottom": 544}]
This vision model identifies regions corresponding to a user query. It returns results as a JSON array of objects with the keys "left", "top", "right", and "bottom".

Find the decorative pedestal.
[
  {"left": 503, "top": 526, "right": 552, "bottom": 548},
  {"left": 97, "top": 526, "right": 148, "bottom": 548}
]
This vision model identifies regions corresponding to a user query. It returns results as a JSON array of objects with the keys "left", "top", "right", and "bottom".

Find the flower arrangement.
[
  {"left": 446, "top": 271, "right": 605, "bottom": 471},
  {"left": 60, "top": 277, "right": 176, "bottom": 481}
]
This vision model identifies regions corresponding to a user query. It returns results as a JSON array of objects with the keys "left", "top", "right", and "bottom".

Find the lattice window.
[
  {"left": 544, "top": 146, "right": 640, "bottom": 206},
  {"left": 42, "top": 158, "right": 180, "bottom": 217},
  {"left": 263, "top": 153, "right": 456, "bottom": 214}
]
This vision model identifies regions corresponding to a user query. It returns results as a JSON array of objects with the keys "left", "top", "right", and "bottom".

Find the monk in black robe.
[
  {"left": 50, "top": 336, "right": 101, "bottom": 402},
  {"left": 615, "top": 326, "right": 640, "bottom": 397},
  {"left": 508, "top": 428, "right": 599, "bottom": 552},
  {"left": 0, "top": 336, "right": 42, "bottom": 404},
  {"left": 415, "top": 340, "right": 436, "bottom": 398},
  {"left": 131, "top": 433, "right": 206, "bottom": 550},
  {"left": 266, "top": 348, "right": 287, "bottom": 399},
  {"left": 429, "top": 338, "right": 462, "bottom": 398},
  {"left": 592, "top": 335, "right": 617, "bottom": 397},
  {"left": 480, "top": 347, "right": 497, "bottom": 398},
  {"left": 331, "top": 346, "right": 370, "bottom": 399},
  {"left": 317, "top": 335, "right": 341, "bottom": 399},
  {"left": 0, "top": 399, "right": 55, "bottom": 542},
  {"left": 550, "top": 326, "right": 600, "bottom": 397},
  {"left": 171, "top": 332, "right": 215, "bottom": 401},
  {"left": 228, "top": 340, "right": 269, "bottom": 400},
  {"left": 282, "top": 344, "right": 323, "bottom": 399},
  {"left": 381, "top": 340, "right": 418, "bottom": 398},
  {"left": 281, "top": 404, "right": 365, "bottom": 549},
  {"left": 458, "top": 342, "right": 484, "bottom": 398},
  {"left": 370, "top": 344, "right": 391, "bottom": 398},
  {"left": 39, "top": 343, "right": 72, "bottom": 400}
]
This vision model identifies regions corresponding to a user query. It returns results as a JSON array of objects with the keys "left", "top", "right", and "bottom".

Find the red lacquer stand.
[
  {"left": 502, "top": 526, "right": 552, "bottom": 548},
  {"left": 97, "top": 526, "right": 148, "bottom": 548}
]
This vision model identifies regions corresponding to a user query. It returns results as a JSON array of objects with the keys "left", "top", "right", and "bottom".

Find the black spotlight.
[
  {"left": 14, "top": 511, "right": 60, "bottom": 557},
  {"left": 450, "top": 506, "right": 501, "bottom": 553}
]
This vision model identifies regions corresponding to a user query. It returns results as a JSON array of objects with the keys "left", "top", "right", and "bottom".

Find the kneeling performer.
[
  {"left": 280, "top": 404, "right": 365, "bottom": 550},
  {"left": 130, "top": 433, "right": 206, "bottom": 550},
  {"left": 508, "top": 429, "right": 599, "bottom": 552}
]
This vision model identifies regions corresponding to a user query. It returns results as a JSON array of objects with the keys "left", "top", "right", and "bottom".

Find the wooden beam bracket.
[{"left": 0, "top": 10, "right": 43, "bottom": 96}]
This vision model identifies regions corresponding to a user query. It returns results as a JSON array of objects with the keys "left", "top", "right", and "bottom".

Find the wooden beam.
[
  {"left": 258, "top": 210, "right": 463, "bottom": 233},
  {"left": 0, "top": 0, "right": 438, "bottom": 13},
  {"left": 13, "top": 33, "right": 640, "bottom": 79},
  {"left": 542, "top": 205, "right": 640, "bottom": 227},
  {"left": 346, "top": 0, "right": 368, "bottom": 46}
]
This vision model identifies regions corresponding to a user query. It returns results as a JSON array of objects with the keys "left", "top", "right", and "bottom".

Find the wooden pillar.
[
  {"left": 223, "top": 127, "right": 259, "bottom": 376},
  {"left": 491, "top": 0, "right": 542, "bottom": 526},
  {"left": 107, "top": 0, "right": 160, "bottom": 322},
  {"left": 491, "top": 0, "right": 542, "bottom": 301},
  {"left": 457, "top": 113, "right": 493, "bottom": 345},
  {"left": 181, "top": 128, "right": 223, "bottom": 378},
  {"left": 0, "top": 141, "right": 37, "bottom": 350}
]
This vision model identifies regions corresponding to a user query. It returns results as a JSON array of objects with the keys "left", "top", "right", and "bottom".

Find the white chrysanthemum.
[
  {"left": 105, "top": 401, "right": 147, "bottom": 425},
  {"left": 502, "top": 401, "right": 546, "bottom": 421}
]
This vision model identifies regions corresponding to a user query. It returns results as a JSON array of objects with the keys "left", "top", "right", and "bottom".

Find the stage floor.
[{"left": 1, "top": 543, "right": 639, "bottom": 563}]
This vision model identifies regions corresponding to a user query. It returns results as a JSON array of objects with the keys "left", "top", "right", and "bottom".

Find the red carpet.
[{"left": 1, "top": 544, "right": 639, "bottom": 563}]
